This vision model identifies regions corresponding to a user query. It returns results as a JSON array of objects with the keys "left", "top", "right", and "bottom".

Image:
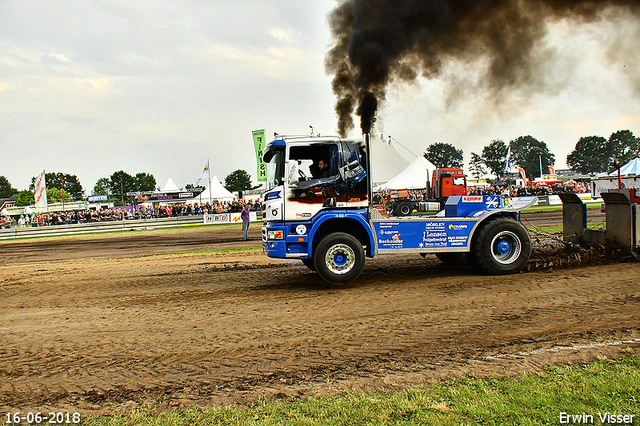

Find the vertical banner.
[
  {"left": 539, "top": 155, "right": 543, "bottom": 178},
  {"left": 34, "top": 170, "right": 48, "bottom": 208},
  {"left": 503, "top": 145, "right": 511, "bottom": 175},
  {"left": 252, "top": 129, "right": 267, "bottom": 182},
  {"left": 194, "top": 160, "right": 210, "bottom": 187},
  {"left": 518, "top": 167, "right": 527, "bottom": 182}
]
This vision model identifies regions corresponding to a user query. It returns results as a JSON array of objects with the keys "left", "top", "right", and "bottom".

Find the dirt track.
[{"left": 1, "top": 213, "right": 639, "bottom": 415}]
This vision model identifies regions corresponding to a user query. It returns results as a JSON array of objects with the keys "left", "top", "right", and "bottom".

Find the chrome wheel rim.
[
  {"left": 325, "top": 243, "right": 356, "bottom": 275},
  {"left": 490, "top": 230, "right": 521, "bottom": 264}
]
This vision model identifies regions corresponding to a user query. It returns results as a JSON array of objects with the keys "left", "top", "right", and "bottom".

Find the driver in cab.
[{"left": 314, "top": 159, "right": 330, "bottom": 178}]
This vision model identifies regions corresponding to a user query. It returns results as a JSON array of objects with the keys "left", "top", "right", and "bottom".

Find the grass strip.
[
  {"left": 141, "top": 245, "right": 263, "bottom": 259},
  {"left": 528, "top": 222, "right": 605, "bottom": 235},
  {"left": 85, "top": 355, "right": 639, "bottom": 426},
  {"left": 521, "top": 203, "right": 602, "bottom": 213},
  {"left": 0, "top": 221, "right": 259, "bottom": 244}
]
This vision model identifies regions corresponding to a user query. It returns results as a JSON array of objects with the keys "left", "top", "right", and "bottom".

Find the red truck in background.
[{"left": 383, "top": 168, "right": 468, "bottom": 216}]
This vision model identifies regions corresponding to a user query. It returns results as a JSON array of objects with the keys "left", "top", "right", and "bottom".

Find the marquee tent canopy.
[
  {"left": 609, "top": 158, "right": 640, "bottom": 176},
  {"left": 187, "top": 175, "right": 234, "bottom": 203},
  {"left": 369, "top": 134, "right": 411, "bottom": 184},
  {"left": 161, "top": 177, "right": 181, "bottom": 192},
  {"left": 376, "top": 156, "right": 436, "bottom": 190}
]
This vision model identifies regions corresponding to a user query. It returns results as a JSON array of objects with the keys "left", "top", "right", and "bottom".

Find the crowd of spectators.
[
  {"left": 1, "top": 214, "right": 12, "bottom": 229},
  {"left": 372, "top": 189, "right": 432, "bottom": 204},
  {"left": 468, "top": 181, "right": 590, "bottom": 197},
  {"left": 372, "top": 181, "right": 590, "bottom": 204},
  {"left": 3, "top": 199, "right": 263, "bottom": 228},
  {"left": 3, "top": 180, "right": 593, "bottom": 229}
]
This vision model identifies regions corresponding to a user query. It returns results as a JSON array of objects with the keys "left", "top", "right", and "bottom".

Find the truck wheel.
[
  {"left": 314, "top": 233, "right": 365, "bottom": 285},
  {"left": 469, "top": 217, "right": 531, "bottom": 275},
  {"left": 435, "top": 252, "right": 468, "bottom": 266},
  {"left": 301, "top": 258, "right": 316, "bottom": 271},
  {"left": 395, "top": 202, "right": 412, "bottom": 216}
]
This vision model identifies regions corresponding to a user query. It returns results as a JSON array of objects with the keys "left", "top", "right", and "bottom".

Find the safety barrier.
[{"left": 0, "top": 214, "right": 262, "bottom": 240}]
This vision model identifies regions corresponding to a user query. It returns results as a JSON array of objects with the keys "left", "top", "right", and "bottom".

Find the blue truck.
[{"left": 261, "top": 134, "right": 536, "bottom": 285}]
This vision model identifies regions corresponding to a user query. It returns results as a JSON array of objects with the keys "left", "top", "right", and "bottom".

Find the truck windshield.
[
  {"left": 453, "top": 176, "right": 466, "bottom": 186},
  {"left": 266, "top": 149, "right": 284, "bottom": 191}
]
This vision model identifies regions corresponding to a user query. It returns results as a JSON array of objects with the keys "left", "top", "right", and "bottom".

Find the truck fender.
[
  {"left": 308, "top": 210, "right": 375, "bottom": 258},
  {"left": 469, "top": 211, "right": 521, "bottom": 242},
  {"left": 467, "top": 213, "right": 531, "bottom": 275}
]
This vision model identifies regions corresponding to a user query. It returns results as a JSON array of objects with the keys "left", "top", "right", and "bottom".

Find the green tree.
[
  {"left": 184, "top": 184, "right": 204, "bottom": 191},
  {"left": 46, "top": 188, "right": 70, "bottom": 203},
  {"left": 29, "top": 172, "right": 83, "bottom": 199},
  {"left": 109, "top": 171, "right": 137, "bottom": 204},
  {"left": 184, "top": 184, "right": 205, "bottom": 196},
  {"left": 15, "top": 190, "right": 34, "bottom": 206},
  {"left": 480, "top": 139, "right": 509, "bottom": 178},
  {"left": 0, "top": 175, "right": 18, "bottom": 198},
  {"left": 510, "top": 135, "right": 555, "bottom": 179},
  {"left": 134, "top": 172, "right": 157, "bottom": 192},
  {"left": 93, "top": 172, "right": 157, "bottom": 204},
  {"left": 224, "top": 170, "right": 252, "bottom": 192},
  {"left": 608, "top": 130, "right": 640, "bottom": 167},
  {"left": 424, "top": 142, "right": 464, "bottom": 169},
  {"left": 566, "top": 136, "right": 609, "bottom": 174},
  {"left": 469, "top": 153, "right": 487, "bottom": 180},
  {"left": 92, "top": 178, "right": 111, "bottom": 196}
]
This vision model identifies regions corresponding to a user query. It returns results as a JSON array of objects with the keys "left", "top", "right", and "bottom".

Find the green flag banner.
[{"left": 252, "top": 129, "right": 267, "bottom": 182}]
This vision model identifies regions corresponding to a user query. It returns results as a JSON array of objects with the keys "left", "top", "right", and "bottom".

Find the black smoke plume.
[{"left": 326, "top": 0, "right": 640, "bottom": 136}]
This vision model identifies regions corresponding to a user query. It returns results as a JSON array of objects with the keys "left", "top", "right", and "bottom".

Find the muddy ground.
[{"left": 1, "top": 210, "right": 639, "bottom": 415}]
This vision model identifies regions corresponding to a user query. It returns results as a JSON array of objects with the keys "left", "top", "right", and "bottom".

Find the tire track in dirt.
[
  {"left": 0, "top": 226, "right": 263, "bottom": 266},
  {"left": 1, "top": 222, "right": 638, "bottom": 413},
  {"left": 2, "top": 254, "right": 639, "bottom": 412}
]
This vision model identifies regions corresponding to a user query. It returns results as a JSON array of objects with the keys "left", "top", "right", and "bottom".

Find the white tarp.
[
  {"left": 161, "top": 177, "right": 181, "bottom": 192},
  {"left": 377, "top": 156, "right": 436, "bottom": 190},
  {"left": 189, "top": 175, "right": 235, "bottom": 203},
  {"left": 369, "top": 134, "right": 411, "bottom": 184},
  {"left": 609, "top": 158, "right": 640, "bottom": 176}
]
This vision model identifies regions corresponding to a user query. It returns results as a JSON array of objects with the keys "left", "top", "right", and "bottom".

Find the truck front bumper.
[
  {"left": 262, "top": 223, "right": 287, "bottom": 258},
  {"left": 262, "top": 222, "right": 311, "bottom": 259}
]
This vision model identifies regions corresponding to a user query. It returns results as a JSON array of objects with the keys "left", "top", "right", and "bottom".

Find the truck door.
[
  {"left": 451, "top": 175, "right": 468, "bottom": 196},
  {"left": 284, "top": 141, "right": 369, "bottom": 221},
  {"left": 440, "top": 176, "right": 453, "bottom": 198},
  {"left": 284, "top": 142, "right": 338, "bottom": 221},
  {"left": 437, "top": 172, "right": 467, "bottom": 198}
]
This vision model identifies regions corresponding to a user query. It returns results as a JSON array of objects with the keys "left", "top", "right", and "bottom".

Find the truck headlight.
[{"left": 267, "top": 230, "right": 284, "bottom": 240}]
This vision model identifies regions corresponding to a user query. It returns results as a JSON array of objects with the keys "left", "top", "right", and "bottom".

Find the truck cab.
[
  {"left": 383, "top": 167, "right": 468, "bottom": 217},
  {"left": 262, "top": 136, "right": 369, "bottom": 220},
  {"left": 262, "top": 136, "right": 374, "bottom": 277},
  {"left": 433, "top": 168, "right": 467, "bottom": 199}
]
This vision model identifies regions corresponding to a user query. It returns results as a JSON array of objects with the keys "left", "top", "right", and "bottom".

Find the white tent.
[
  {"left": 369, "top": 134, "right": 411, "bottom": 184},
  {"left": 609, "top": 158, "right": 640, "bottom": 176},
  {"left": 189, "top": 175, "right": 234, "bottom": 203},
  {"left": 161, "top": 177, "right": 181, "bottom": 192},
  {"left": 377, "top": 156, "right": 436, "bottom": 190}
]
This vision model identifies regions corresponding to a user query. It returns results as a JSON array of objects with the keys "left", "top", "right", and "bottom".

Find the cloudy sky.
[{"left": 1, "top": 0, "right": 639, "bottom": 193}]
